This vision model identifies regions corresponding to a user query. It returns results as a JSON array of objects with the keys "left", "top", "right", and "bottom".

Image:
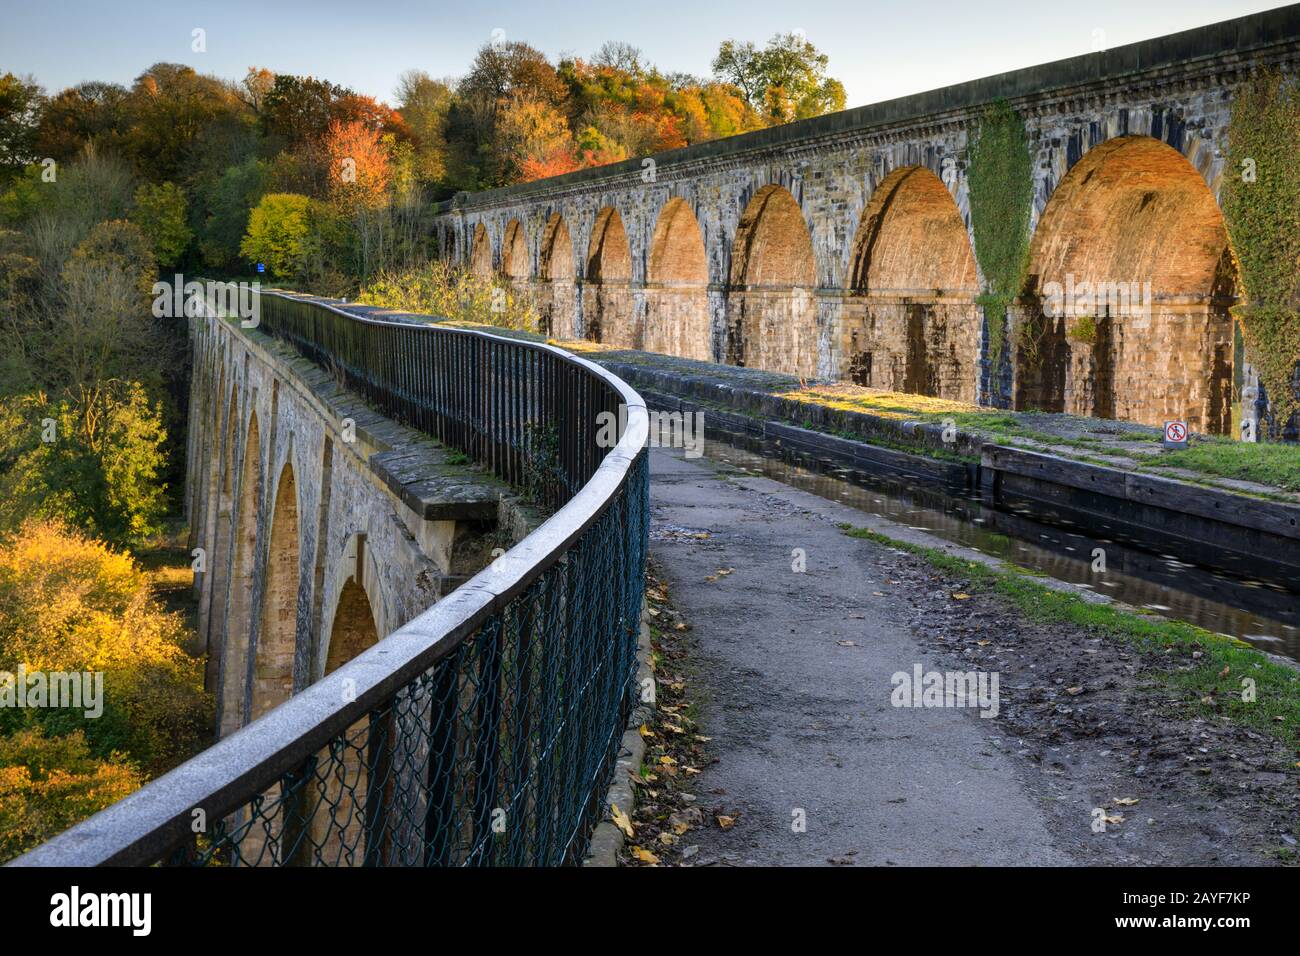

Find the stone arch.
[
  {"left": 220, "top": 408, "right": 260, "bottom": 736},
  {"left": 645, "top": 197, "right": 711, "bottom": 361},
  {"left": 203, "top": 383, "right": 239, "bottom": 692},
  {"left": 1020, "top": 135, "right": 1237, "bottom": 434},
  {"left": 538, "top": 213, "right": 576, "bottom": 338},
  {"left": 843, "top": 166, "right": 981, "bottom": 400},
  {"left": 251, "top": 459, "right": 301, "bottom": 722},
  {"left": 726, "top": 185, "right": 818, "bottom": 377},
  {"left": 502, "top": 218, "right": 530, "bottom": 281},
  {"left": 583, "top": 206, "right": 636, "bottom": 347},
  {"left": 469, "top": 222, "right": 493, "bottom": 277},
  {"left": 310, "top": 557, "right": 381, "bottom": 865}
]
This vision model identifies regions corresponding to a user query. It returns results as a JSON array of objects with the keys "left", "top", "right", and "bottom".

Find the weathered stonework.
[
  {"left": 433, "top": 8, "right": 1300, "bottom": 437},
  {"left": 185, "top": 308, "right": 536, "bottom": 739}
]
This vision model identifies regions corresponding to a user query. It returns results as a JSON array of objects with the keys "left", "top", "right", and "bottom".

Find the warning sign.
[{"left": 1163, "top": 420, "right": 1189, "bottom": 448}]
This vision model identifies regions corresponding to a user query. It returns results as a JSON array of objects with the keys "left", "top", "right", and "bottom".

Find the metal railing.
[{"left": 13, "top": 289, "right": 649, "bottom": 867}]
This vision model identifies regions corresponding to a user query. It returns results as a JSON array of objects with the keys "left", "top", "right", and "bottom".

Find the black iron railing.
[{"left": 12, "top": 289, "right": 649, "bottom": 867}]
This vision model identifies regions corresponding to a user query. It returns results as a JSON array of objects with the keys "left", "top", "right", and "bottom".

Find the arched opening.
[
  {"left": 1020, "top": 136, "right": 1237, "bottom": 433},
  {"left": 845, "top": 167, "right": 980, "bottom": 400},
  {"left": 311, "top": 573, "right": 380, "bottom": 865},
  {"left": 203, "top": 388, "right": 239, "bottom": 692},
  {"left": 583, "top": 206, "right": 636, "bottom": 347},
  {"left": 646, "top": 198, "right": 711, "bottom": 361},
  {"left": 538, "top": 213, "right": 575, "bottom": 338},
  {"left": 727, "top": 185, "right": 818, "bottom": 377},
  {"left": 468, "top": 223, "right": 492, "bottom": 278},
  {"left": 502, "top": 218, "right": 530, "bottom": 282},
  {"left": 196, "top": 363, "right": 226, "bottom": 657},
  {"left": 251, "top": 461, "right": 301, "bottom": 722},
  {"left": 220, "top": 410, "right": 260, "bottom": 736}
]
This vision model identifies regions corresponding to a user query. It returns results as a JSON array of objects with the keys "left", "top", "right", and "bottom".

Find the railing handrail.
[{"left": 12, "top": 290, "right": 648, "bottom": 867}]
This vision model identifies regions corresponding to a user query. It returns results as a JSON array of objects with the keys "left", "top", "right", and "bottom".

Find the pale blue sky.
[{"left": 0, "top": 0, "right": 1290, "bottom": 107}]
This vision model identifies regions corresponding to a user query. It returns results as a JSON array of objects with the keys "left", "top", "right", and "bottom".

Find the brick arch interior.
[
  {"left": 252, "top": 459, "right": 301, "bottom": 723},
  {"left": 645, "top": 197, "right": 711, "bottom": 361},
  {"left": 1020, "top": 135, "right": 1237, "bottom": 434},
  {"left": 727, "top": 184, "right": 818, "bottom": 377},
  {"left": 469, "top": 222, "right": 493, "bottom": 278},
  {"left": 502, "top": 218, "right": 530, "bottom": 281},
  {"left": 844, "top": 166, "right": 981, "bottom": 401},
  {"left": 583, "top": 206, "right": 636, "bottom": 347},
  {"left": 538, "top": 213, "right": 575, "bottom": 337},
  {"left": 220, "top": 408, "right": 260, "bottom": 736}
]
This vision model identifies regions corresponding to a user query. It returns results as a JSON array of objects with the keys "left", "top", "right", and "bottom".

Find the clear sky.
[{"left": 0, "top": 0, "right": 1291, "bottom": 107}]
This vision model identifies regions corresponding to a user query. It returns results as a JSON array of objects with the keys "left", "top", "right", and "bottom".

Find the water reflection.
[{"left": 695, "top": 435, "right": 1300, "bottom": 662}]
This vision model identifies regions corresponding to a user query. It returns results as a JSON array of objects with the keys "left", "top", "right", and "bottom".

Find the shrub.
[{"left": 356, "top": 260, "right": 540, "bottom": 331}]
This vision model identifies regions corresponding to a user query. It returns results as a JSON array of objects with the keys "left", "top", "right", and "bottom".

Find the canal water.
[{"left": 695, "top": 435, "right": 1300, "bottom": 662}]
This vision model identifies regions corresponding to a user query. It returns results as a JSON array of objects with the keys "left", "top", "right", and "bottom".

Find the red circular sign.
[{"left": 1165, "top": 421, "right": 1187, "bottom": 442}]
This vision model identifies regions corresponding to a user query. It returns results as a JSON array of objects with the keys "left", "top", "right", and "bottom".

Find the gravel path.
[
  {"left": 647, "top": 448, "right": 1299, "bottom": 866},
  {"left": 648, "top": 448, "right": 1065, "bottom": 866}
]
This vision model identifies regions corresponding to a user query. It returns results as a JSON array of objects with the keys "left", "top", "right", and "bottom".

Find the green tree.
[
  {"left": 199, "top": 158, "right": 265, "bottom": 270},
  {"left": 131, "top": 181, "right": 191, "bottom": 267},
  {"left": 0, "top": 73, "right": 44, "bottom": 182},
  {"left": 712, "top": 33, "right": 845, "bottom": 124},
  {"left": 241, "top": 192, "right": 314, "bottom": 277}
]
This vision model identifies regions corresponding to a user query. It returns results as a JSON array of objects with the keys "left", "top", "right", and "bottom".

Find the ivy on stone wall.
[
  {"left": 966, "top": 99, "right": 1035, "bottom": 371},
  {"left": 1222, "top": 69, "right": 1300, "bottom": 434}
]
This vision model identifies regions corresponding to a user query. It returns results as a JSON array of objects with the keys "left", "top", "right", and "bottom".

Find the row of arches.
[
  {"left": 199, "top": 385, "right": 383, "bottom": 864},
  {"left": 211, "top": 407, "right": 382, "bottom": 736},
  {"left": 462, "top": 134, "right": 1244, "bottom": 435}
]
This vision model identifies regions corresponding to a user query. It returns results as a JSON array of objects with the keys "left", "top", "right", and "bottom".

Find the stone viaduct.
[
  {"left": 185, "top": 297, "right": 534, "bottom": 741},
  {"left": 434, "top": 7, "right": 1300, "bottom": 438}
]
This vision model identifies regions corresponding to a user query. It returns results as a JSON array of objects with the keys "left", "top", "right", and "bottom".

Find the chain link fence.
[{"left": 13, "top": 290, "right": 649, "bottom": 867}]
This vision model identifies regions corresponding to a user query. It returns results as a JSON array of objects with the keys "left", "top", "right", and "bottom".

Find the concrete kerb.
[{"left": 584, "top": 601, "right": 655, "bottom": 866}]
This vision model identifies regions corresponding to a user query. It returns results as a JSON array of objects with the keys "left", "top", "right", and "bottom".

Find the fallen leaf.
[
  {"left": 630, "top": 846, "right": 660, "bottom": 864},
  {"left": 1112, "top": 797, "right": 1140, "bottom": 806},
  {"left": 610, "top": 803, "right": 634, "bottom": 838},
  {"left": 638, "top": 723, "right": 655, "bottom": 738},
  {"left": 716, "top": 814, "right": 736, "bottom": 830},
  {"left": 836, "top": 640, "right": 857, "bottom": 647},
  {"left": 659, "top": 755, "right": 677, "bottom": 766},
  {"left": 1066, "top": 686, "right": 1085, "bottom": 696},
  {"left": 1218, "top": 665, "right": 1231, "bottom": 679},
  {"left": 951, "top": 592, "right": 971, "bottom": 600}
]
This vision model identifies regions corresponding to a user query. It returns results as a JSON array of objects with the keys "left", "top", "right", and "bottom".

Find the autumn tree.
[
  {"left": 32, "top": 82, "right": 128, "bottom": 165},
  {"left": 240, "top": 192, "right": 314, "bottom": 277},
  {"left": 120, "top": 63, "right": 246, "bottom": 182},
  {"left": 396, "top": 70, "right": 453, "bottom": 186}
]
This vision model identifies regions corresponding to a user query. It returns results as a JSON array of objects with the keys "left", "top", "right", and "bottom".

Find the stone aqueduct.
[
  {"left": 185, "top": 300, "right": 521, "bottom": 741},
  {"left": 435, "top": 9, "right": 1300, "bottom": 437}
]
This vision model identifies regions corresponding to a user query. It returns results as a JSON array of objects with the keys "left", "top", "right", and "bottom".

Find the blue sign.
[{"left": 256, "top": 262, "right": 266, "bottom": 274}]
